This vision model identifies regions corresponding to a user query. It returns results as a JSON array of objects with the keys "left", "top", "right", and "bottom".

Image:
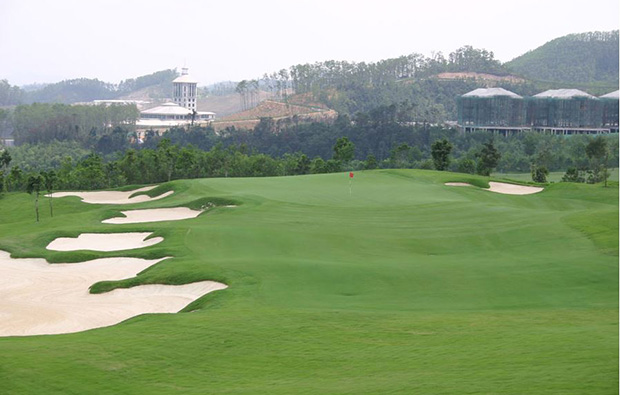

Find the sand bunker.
[
  {"left": 47, "top": 232, "right": 163, "bottom": 252},
  {"left": 0, "top": 250, "right": 227, "bottom": 336},
  {"left": 488, "top": 182, "right": 543, "bottom": 195},
  {"left": 50, "top": 186, "right": 174, "bottom": 205},
  {"left": 445, "top": 182, "right": 543, "bottom": 195},
  {"left": 102, "top": 207, "right": 202, "bottom": 224}
]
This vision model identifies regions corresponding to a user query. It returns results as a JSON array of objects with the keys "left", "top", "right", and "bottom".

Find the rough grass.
[{"left": 0, "top": 169, "right": 617, "bottom": 394}]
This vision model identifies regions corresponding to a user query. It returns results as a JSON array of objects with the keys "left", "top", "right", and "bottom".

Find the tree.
[
  {"left": 333, "top": 137, "right": 355, "bottom": 163},
  {"left": 431, "top": 138, "right": 453, "bottom": 171},
  {"left": 73, "top": 153, "right": 106, "bottom": 190},
  {"left": 585, "top": 136, "right": 609, "bottom": 187},
  {"left": 476, "top": 140, "right": 501, "bottom": 176},
  {"left": 365, "top": 154, "right": 378, "bottom": 170},
  {"left": 8, "top": 165, "right": 22, "bottom": 191},
  {"left": 530, "top": 164, "right": 549, "bottom": 183},
  {"left": 295, "top": 154, "right": 310, "bottom": 175},
  {"left": 310, "top": 157, "right": 327, "bottom": 174},
  {"left": 0, "top": 149, "right": 10, "bottom": 170},
  {"left": 534, "top": 141, "right": 553, "bottom": 169},
  {"left": 561, "top": 167, "right": 585, "bottom": 183},
  {"left": 156, "top": 138, "right": 179, "bottom": 182},
  {"left": 390, "top": 143, "right": 412, "bottom": 168},
  {"left": 0, "top": 148, "right": 9, "bottom": 192},
  {"left": 26, "top": 173, "right": 43, "bottom": 222},
  {"left": 457, "top": 158, "right": 476, "bottom": 174},
  {"left": 325, "top": 159, "right": 342, "bottom": 173},
  {"left": 41, "top": 170, "right": 57, "bottom": 217}
]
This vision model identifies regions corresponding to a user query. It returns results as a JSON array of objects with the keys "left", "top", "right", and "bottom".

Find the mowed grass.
[{"left": 0, "top": 169, "right": 617, "bottom": 394}]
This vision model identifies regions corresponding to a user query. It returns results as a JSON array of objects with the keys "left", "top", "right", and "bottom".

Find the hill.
[
  {"left": 0, "top": 171, "right": 617, "bottom": 393},
  {"left": 18, "top": 69, "right": 179, "bottom": 104},
  {"left": 506, "top": 31, "right": 619, "bottom": 87},
  {"left": 197, "top": 90, "right": 273, "bottom": 118},
  {"left": 213, "top": 99, "right": 337, "bottom": 131}
]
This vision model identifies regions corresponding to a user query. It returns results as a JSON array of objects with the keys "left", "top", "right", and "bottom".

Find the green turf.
[{"left": 0, "top": 170, "right": 617, "bottom": 394}]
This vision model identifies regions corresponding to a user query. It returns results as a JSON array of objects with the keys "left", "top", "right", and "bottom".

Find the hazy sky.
[{"left": 0, "top": 0, "right": 618, "bottom": 86}]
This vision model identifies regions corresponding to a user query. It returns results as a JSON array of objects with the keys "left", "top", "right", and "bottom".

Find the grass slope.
[{"left": 0, "top": 170, "right": 617, "bottom": 394}]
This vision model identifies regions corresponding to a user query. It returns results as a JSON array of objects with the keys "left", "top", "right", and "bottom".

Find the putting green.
[{"left": 0, "top": 169, "right": 617, "bottom": 393}]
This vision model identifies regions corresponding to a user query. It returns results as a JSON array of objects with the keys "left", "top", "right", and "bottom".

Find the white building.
[
  {"left": 138, "top": 102, "right": 215, "bottom": 128},
  {"left": 173, "top": 68, "right": 198, "bottom": 111},
  {"left": 137, "top": 67, "right": 215, "bottom": 133}
]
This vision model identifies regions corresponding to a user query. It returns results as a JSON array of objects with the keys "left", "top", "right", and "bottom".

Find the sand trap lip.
[
  {"left": 445, "top": 182, "right": 543, "bottom": 195},
  {"left": 103, "top": 207, "right": 202, "bottom": 224},
  {"left": 444, "top": 182, "right": 472, "bottom": 187},
  {"left": 49, "top": 186, "right": 174, "bottom": 205},
  {"left": 0, "top": 250, "right": 227, "bottom": 336},
  {"left": 47, "top": 232, "right": 163, "bottom": 252}
]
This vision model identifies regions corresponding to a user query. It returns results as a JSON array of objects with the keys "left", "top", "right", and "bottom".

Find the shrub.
[{"left": 531, "top": 164, "right": 549, "bottom": 183}]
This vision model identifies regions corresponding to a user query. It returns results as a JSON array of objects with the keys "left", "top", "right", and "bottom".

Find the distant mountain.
[
  {"left": 20, "top": 83, "right": 49, "bottom": 92},
  {"left": 22, "top": 69, "right": 178, "bottom": 104},
  {"left": 24, "top": 78, "right": 117, "bottom": 104},
  {"left": 505, "top": 31, "right": 619, "bottom": 87}
]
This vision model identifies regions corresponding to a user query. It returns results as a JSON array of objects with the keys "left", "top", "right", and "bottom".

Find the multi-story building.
[
  {"left": 137, "top": 68, "right": 215, "bottom": 137},
  {"left": 457, "top": 88, "right": 619, "bottom": 135}
]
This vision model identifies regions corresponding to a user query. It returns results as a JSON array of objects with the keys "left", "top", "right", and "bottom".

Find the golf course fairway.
[{"left": 0, "top": 169, "right": 617, "bottom": 393}]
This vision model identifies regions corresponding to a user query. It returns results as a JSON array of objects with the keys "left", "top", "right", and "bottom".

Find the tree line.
[
  {"left": 0, "top": 133, "right": 503, "bottom": 199},
  {"left": 4, "top": 102, "right": 140, "bottom": 146},
  {"left": 2, "top": 125, "right": 616, "bottom": 201}
]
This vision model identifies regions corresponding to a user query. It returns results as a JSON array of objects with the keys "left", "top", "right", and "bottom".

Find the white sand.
[
  {"left": 49, "top": 186, "right": 174, "bottom": 205},
  {"left": 102, "top": 207, "right": 202, "bottom": 224},
  {"left": 445, "top": 182, "right": 543, "bottom": 195},
  {"left": 47, "top": 232, "right": 163, "bottom": 252},
  {"left": 444, "top": 182, "right": 472, "bottom": 187},
  {"left": 0, "top": 250, "right": 227, "bottom": 336},
  {"left": 488, "top": 182, "right": 544, "bottom": 195}
]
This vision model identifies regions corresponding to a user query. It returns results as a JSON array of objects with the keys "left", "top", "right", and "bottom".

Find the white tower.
[{"left": 172, "top": 67, "right": 198, "bottom": 111}]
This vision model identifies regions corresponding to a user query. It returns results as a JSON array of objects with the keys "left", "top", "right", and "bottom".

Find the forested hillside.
[
  {"left": 245, "top": 46, "right": 512, "bottom": 120},
  {"left": 0, "top": 69, "right": 178, "bottom": 106},
  {"left": 506, "top": 31, "right": 619, "bottom": 86},
  {"left": 246, "top": 32, "right": 617, "bottom": 121}
]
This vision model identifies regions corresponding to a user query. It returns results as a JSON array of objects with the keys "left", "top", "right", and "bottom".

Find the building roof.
[
  {"left": 136, "top": 117, "right": 214, "bottom": 128},
  {"left": 599, "top": 90, "right": 619, "bottom": 100},
  {"left": 136, "top": 119, "right": 190, "bottom": 127},
  {"left": 93, "top": 99, "right": 150, "bottom": 105},
  {"left": 534, "top": 89, "right": 596, "bottom": 99},
  {"left": 141, "top": 102, "right": 192, "bottom": 116},
  {"left": 462, "top": 88, "right": 522, "bottom": 99},
  {"left": 173, "top": 74, "right": 198, "bottom": 84}
]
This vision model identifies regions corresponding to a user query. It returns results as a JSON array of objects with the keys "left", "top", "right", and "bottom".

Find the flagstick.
[{"left": 349, "top": 177, "right": 352, "bottom": 196}]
